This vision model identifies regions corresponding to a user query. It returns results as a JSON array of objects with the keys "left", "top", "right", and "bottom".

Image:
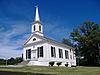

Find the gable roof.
[
  {"left": 24, "top": 33, "right": 44, "bottom": 45},
  {"left": 24, "top": 33, "right": 74, "bottom": 50},
  {"left": 44, "top": 37, "right": 74, "bottom": 49}
]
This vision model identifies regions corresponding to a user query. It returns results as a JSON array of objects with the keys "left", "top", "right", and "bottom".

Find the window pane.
[
  {"left": 26, "top": 50, "right": 28, "bottom": 59},
  {"left": 70, "top": 55, "right": 72, "bottom": 59},
  {"left": 39, "top": 25, "right": 41, "bottom": 31},
  {"left": 51, "top": 47, "right": 53, "bottom": 57},
  {"left": 40, "top": 46, "right": 43, "bottom": 57},
  {"left": 34, "top": 25, "right": 35, "bottom": 31},
  {"left": 37, "top": 47, "right": 39, "bottom": 58},
  {"left": 59, "top": 49, "right": 61, "bottom": 58},
  {"left": 61, "top": 50, "right": 63, "bottom": 58},
  {"left": 33, "top": 38, "right": 36, "bottom": 41},
  {"left": 53, "top": 47, "right": 56, "bottom": 57},
  {"left": 51, "top": 46, "right": 56, "bottom": 57},
  {"left": 37, "top": 46, "right": 43, "bottom": 58},
  {"left": 26, "top": 49, "right": 31, "bottom": 59},
  {"left": 65, "top": 50, "right": 69, "bottom": 59},
  {"left": 59, "top": 49, "right": 63, "bottom": 58}
]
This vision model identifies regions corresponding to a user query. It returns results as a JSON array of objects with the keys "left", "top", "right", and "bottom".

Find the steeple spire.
[
  {"left": 34, "top": 5, "right": 40, "bottom": 22},
  {"left": 32, "top": 5, "right": 43, "bottom": 36}
]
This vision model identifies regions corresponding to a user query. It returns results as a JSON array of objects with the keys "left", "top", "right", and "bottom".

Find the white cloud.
[{"left": 0, "top": 24, "right": 30, "bottom": 59}]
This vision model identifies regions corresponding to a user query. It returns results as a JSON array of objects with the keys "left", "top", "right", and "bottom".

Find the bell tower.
[{"left": 32, "top": 6, "right": 43, "bottom": 36}]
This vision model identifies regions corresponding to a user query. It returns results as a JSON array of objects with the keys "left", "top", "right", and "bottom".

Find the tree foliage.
[
  {"left": 70, "top": 21, "right": 100, "bottom": 66},
  {"left": 0, "top": 57, "right": 23, "bottom": 65}
]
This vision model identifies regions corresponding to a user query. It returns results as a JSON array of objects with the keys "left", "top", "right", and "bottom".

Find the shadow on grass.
[{"left": 0, "top": 71, "right": 53, "bottom": 75}]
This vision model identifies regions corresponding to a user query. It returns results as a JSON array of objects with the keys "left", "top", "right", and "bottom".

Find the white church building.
[{"left": 23, "top": 6, "right": 76, "bottom": 67}]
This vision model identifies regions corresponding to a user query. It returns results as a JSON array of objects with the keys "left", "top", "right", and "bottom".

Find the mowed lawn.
[{"left": 0, "top": 66, "right": 100, "bottom": 75}]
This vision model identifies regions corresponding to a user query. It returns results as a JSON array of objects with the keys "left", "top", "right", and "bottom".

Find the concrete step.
[{"left": 18, "top": 61, "right": 30, "bottom": 65}]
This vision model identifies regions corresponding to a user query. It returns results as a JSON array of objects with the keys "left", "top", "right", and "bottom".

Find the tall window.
[
  {"left": 26, "top": 49, "right": 31, "bottom": 59},
  {"left": 59, "top": 49, "right": 63, "bottom": 58},
  {"left": 37, "top": 46, "right": 43, "bottom": 58},
  {"left": 70, "top": 49, "right": 72, "bottom": 52},
  {"left": 39, "top": 25, "right": 41, "bottom": 31},
  {"left": 34, "top": 25, "right": 36, "bottom": 31},
  {"left": 65, "top": 50, "right": 69, "bottom": 59},
  {"left": 51, "top": 46, "right": 56, "bottom": 57},
  {"left": 70, "top": 55, "right": 72, "bottom": 59},
  {"left": 26, "top": 50, "right": 28, "bottom": 59}
]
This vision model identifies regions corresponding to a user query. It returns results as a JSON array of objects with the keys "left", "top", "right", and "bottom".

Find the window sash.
[
  {"left": 37, "top": 46, "right": 43, "bottom": 58},
  {"left": 65, "top": 50, "right": 69, "bottom": 59},
  {"left": 34, "top": 25, "right": 35, "bottom": 31},
  {"left": 39, "top": 25, "right": 41, "bottom": 31},
  {"left": 59, "top": 49, "right": 63, "bottom": 58},
  {"left": 26, "top": 49, "right": 31, "bottom": 59},
  {"left": 51, "top": 47, "right": 56, "bottom": 57},
  {"left": 40, "top": 46, "right": 43, "bottom": 57}
]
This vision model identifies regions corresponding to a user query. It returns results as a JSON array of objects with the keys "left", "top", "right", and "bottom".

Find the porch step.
[{"left": 18, "top": 61, "right": 30, "bottom": 65}]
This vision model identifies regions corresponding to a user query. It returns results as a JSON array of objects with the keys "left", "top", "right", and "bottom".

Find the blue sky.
[{"left": 0, "top": 0, "right": 100, "bottom": 58}]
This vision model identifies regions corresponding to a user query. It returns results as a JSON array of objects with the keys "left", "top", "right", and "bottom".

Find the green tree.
[
  {"left": 15, "top": 57, "right": 23, "bottom": 64},
  {"left": 70, "top": 21, "right": 100, "bottom": 66}
]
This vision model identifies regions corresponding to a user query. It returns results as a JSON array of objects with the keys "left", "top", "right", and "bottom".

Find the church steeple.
[
  {"left": 32, "top": 5, "right": 43, "bottom": 36},
  {"left": 34, "top": 6, "right": 40, "bottom": 22}
]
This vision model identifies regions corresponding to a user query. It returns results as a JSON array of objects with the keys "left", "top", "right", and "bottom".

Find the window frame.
[
  {"left": 51, "top": 46, "right": 56, "bottom": 57},
  {"left": 65, "top": 50, "right": 69, "bottom": 59},
  {"left": 39, "top": 25, "right": 41, "bottom": 31},
  {"left": 34, "top": 25, "right": 36, "bottom": 31},
  {"left": 26, "top": 49, "right": 31, "bottom": 59},
  {"left": 37, "top": 46, "right": 43, "bottom": 58},
  {"left": 59, "top": 48, "right": 63, "bottom": 58},
  {"left": 33, "top": 38, "right": 36, "bottom": 41}
]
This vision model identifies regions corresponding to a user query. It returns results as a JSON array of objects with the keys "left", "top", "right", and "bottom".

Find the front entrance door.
[{"left": 32, "top": 50, "right": 37, "bottom": 60}]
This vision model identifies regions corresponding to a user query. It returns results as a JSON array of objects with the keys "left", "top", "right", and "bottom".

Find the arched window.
[
  {"left": 34, "top": 25, "right": 35, "bottom": 31},
  {"left": 39, "top": 25, "right": 41, "bottom": 31},
  {"left": 33, "top": 38, "right": 36, "bottom": 41}
]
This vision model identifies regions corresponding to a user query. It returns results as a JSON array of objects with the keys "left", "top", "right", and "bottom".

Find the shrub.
[
  {"left": 65, "top": 62, "right": 68, "bottom": 67},
  {"left": 56, "top": 62, "right": 62, "bottom": 66},
  {"left": 49, "top": 61, "right": 55, "bottom": 66}
]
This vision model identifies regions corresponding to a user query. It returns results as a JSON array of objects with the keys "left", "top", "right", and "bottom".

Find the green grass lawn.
[{"left": 0, "top": 66, "right": 100, "bottom": 75}]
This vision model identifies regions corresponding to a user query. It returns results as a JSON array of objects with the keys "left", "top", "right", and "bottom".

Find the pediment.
[{"left": 24, "top": 34, "right": 44, "bottom": 45}]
